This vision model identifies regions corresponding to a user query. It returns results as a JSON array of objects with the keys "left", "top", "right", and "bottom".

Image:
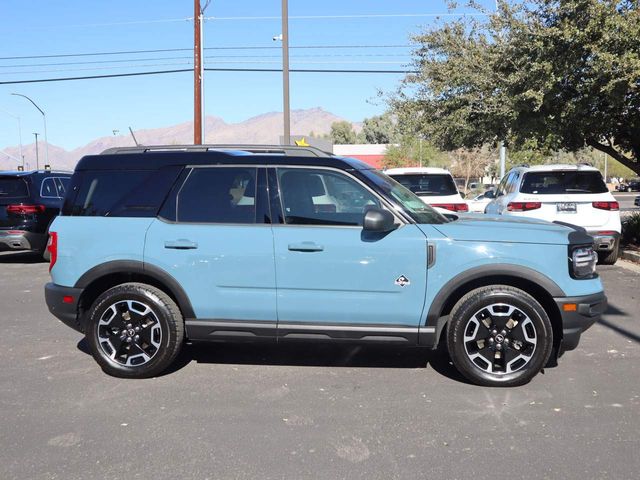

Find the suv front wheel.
[
  {"left": 446, "top": 285, "right": 553, "bottom": 387},
  {"left": 86, "top": 283, "right": 184, "bottom": 378}
]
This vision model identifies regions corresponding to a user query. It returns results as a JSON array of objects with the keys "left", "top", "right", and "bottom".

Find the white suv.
[
  {"left": 384, "top": 167, "right": 468, "bottom": 213},
  {"left": 485, "top": 164, "right": 621, "bottom": 264}
]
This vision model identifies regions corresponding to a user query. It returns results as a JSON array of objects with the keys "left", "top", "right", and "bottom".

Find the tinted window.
[
  {"left": 177, "top": 167, "right": 257, "bottom": 223},
  {"left": 520, "top": 171, "right": 608, "bottom": 194},
  {"left": 278, "top": 168, "right": 380, "bottom": 226},
  {"left": 0, "top": 177, "right": 29, "bottom": 198},
  {"left": 55, "top": 177, "right": 69, "bottom": 196},
  {"left": 387, "top": 174, "right": 458, "bottom": 196},
  {"left": 41, "top": 177, "right": 58, "bottom": 198},
  {"left": 71, "top": 171, "right": 153, "bottom": 216}
]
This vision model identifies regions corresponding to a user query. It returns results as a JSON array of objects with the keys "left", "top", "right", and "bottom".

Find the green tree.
[
  {"left": 382, "top": 137, "right": 448, "bottom": 169},
  {"left": 330, "top": 121, "right": 357, "bottom": 145},
  {"left": 360, "top": 113, "right": 399, "bottom": 144},
  {"left": 391, "top": 0, "right": 640, "bottom": 175},
  {"left": 449, "top": 147, "right": 493, "bottom": 194}
]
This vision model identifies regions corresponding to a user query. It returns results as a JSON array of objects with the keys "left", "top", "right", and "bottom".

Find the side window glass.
[
  {"left": 496, "top": 174, "right": 508, "bottom": 196},
  {"left": 508, "top": 173, "right": 520, "bottom": 194},
  {"left": 54, "top": 177, "right": 68, "bottom": 197},
  {"left": 177, "top": 167, "right": 257, "bottom": 223},
  {"left": 41, "top": 178, "right": 58, "bottom": 198},
  {"left": 277, "top": 168, "right": 380, "bottom": 226}
]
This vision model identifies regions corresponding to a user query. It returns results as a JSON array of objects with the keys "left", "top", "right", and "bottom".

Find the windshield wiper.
[{"left": 565, "top": 188, "right": 593, "bottom": 193}]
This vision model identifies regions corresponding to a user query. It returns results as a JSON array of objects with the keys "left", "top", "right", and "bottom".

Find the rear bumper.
[
  {"left": 0, "top": 229, "right": 46, "bottom": 251},
  {"left": 555, "top": 291, "right": 607, "bottom": 353},
  {"left": 45, "top": 282, "right": 85, "bottom": 333},
  {"left": 589, "top": 232, "right": 620, "bottom": 252}
]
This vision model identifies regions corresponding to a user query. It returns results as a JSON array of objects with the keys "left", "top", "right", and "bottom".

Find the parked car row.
[
  {"left": 381, "top": 164, "right": 622, "bottom": 265},
  {"left": 616, "top": 179, "right": 640, "bottom": 192}
]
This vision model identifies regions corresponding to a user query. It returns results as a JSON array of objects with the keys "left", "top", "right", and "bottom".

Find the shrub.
[{"left": 621, "top": 212, "right": 640, "bottom": 246}]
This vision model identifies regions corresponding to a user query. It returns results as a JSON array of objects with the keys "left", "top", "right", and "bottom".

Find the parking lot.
[{"left": 0, "top": 252, "right": 639, "bottom": 480}]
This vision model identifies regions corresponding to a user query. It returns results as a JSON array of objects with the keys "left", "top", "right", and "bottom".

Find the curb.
[{"left": 621, "top": 249, "right": 640, "bottom": 264}]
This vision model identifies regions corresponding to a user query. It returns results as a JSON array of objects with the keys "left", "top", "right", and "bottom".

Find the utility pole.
[
  {"left": 33, "top": 132, "right": 39, "bottom": 170},
  {"left": 194, "top": 0, "right": 203, "bottom": 144},
  {"left": 499, "top": 141, "right": 506, "bottom": 178},
  {"left": 281, "top": 0, "right": 291, "bottom": 145},
  {"left": 12, "top": 93, "right": 48, "bottom": 167}
]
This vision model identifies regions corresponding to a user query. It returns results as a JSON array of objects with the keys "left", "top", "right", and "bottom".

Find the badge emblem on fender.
[{"left": 395, "top": 275, "right": 410, "bottom": 287}]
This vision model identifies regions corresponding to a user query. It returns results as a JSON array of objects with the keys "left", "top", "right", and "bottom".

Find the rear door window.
[
  {"left": 520, "top": 171, "right": 608, "bottom": 194},
  {"left": 40, "top": 177, "right": 58, "bottom": 198},
  {"left": 54, "top": 177, "right": 69, "bottom": 197},
  {"left": 0, "top": 177, "right": 29, "bottom": 199},
  {"left": 387, "top": 174, "right": 458, "bottom": 196},
  {"left": 176, "top": 167, "right": 257, "bottom": 223}
]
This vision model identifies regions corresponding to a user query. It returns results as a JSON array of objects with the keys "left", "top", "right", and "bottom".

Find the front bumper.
[
  {"left": 0, "top": 230, "right": 46, "bottom": 251},
  {"left": 555, "top": 291, "right": 607, "bottom": 353},
  {"left": 589, "top": 232, "right": 620, "bottom": 252},
  {"left": 45, "top": 282, "right": 85, "bottom": 333}
]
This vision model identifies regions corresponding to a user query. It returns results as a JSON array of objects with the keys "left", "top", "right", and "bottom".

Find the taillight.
[
  {"left": 47, "top": 232, "right": 57, "bottom": 272},
  {"left": 507, "top": 202, "right": 542, "bottom": 212},
  {"left": 6, "top": 204, "right": 46, "bottom": 215},
  {"left": 592, "top": 201, "right": 619, "bottom": 211},
  {"left": 431, "top": 203, "right": 469, "bottom": 212}
]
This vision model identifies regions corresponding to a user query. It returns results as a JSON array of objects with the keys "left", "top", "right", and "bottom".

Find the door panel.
[{"left": 273, "top": 224, "right": 428, "bottom": 326}]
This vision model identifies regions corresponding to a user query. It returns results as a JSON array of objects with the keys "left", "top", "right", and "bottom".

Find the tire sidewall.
[
  {"left": 448, "top": 288, "right": 553, "bottom": 387},
  {"left": 86, "top": 285, "right": 179, "bottom": 378}
]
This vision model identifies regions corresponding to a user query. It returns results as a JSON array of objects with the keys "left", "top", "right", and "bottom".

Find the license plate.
[{"left": 557, "top": 202, "right": 577, "bottom": 213}]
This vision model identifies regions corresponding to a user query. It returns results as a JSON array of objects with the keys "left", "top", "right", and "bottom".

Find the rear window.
[
  {"left": 387, "top": 174, "right": 458, "bottom": 196},
  {"left": 0, "top": 177, "right": 29, "bottom": 198},
  {"left": 69, "top": 171, "right": 154, "bottom": 216},
  {"left": 520, "top": 171, "right": 607, "bottom": 194}
]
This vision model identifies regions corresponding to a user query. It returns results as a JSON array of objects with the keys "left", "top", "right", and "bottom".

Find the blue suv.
[{"left": 44, "top": 146, "right": 606, "bottom": 386}]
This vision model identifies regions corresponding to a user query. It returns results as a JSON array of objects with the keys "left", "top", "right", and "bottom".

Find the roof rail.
[{"left": 100, "top": 144, "right": 333, "bottom": 157}]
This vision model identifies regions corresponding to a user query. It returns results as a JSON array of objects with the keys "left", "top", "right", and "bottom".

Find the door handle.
[
  {"left": 288, "top": 242, "right": 324, "bottom": 252},
  {"left": 164, "top": 239, "right": 198, "bottom": 250}
]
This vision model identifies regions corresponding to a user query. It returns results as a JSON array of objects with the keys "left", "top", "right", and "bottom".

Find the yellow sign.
[{"left": 295, "top": 137, "right": 310, "bottom": 147}]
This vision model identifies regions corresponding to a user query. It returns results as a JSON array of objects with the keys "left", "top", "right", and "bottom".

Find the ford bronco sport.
[{"left": 45, "top": 146, "right": 606, "bottom": 387}]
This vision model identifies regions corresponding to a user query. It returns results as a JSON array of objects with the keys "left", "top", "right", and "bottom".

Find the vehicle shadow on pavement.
[
  {"left": 76, "top": 339, "right": 471, "bottom": 384},
  {"left": 0, "top": 252, "right": 46, "bottom": 264},
  {"left": 599, "top": 303, "right": 640, "bottom": 343},
  {"left": 174, "top": 342, "right": 472, "bottom": 384}
]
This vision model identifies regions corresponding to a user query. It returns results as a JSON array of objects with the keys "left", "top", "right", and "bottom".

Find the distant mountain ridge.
[{"left": 0, "top": 107, "right": 360, "bottom": 171}]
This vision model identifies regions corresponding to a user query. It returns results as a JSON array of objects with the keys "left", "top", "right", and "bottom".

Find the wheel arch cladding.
[
  {"left": 74, "top": 261, "right": 195, "bottom": 328},
  {"left": 427, "top": 265, "right": 564, "bottom": 354}
]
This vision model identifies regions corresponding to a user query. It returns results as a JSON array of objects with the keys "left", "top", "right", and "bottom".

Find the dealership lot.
[{"left": 0, "top": 253, "right": 639, "bottom": 480}]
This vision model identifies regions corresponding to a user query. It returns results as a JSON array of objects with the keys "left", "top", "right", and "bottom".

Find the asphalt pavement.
[{"left": 0, "top": 252, "right": 639, "bottom": 480}]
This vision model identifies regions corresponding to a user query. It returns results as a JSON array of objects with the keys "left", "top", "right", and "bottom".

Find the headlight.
[{"left": 570, "top": 246, "right": 597, "bottom": 279}]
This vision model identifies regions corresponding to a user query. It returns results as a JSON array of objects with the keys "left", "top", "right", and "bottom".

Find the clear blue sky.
[{"left": 0, "top": 0, "right": 495, "bottom": 151}]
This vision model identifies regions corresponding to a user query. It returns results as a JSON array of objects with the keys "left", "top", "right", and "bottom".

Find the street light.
[
  {"left": 33, "top": 132, "right": 40, "bottom": 170},
  {"left": 11, "top": 93, "right": 48, "bottom": 166},
  {"left": 0, "top": 108, "right": 23, "bottom": 168}
]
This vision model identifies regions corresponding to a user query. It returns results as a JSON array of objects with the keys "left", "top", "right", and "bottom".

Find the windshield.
[
  {"left": 0, "top": 177, "right": 29, "bottom": 199},
  {"left": 362, "top": 170, "right": 448, "bottom": 224},
  {"left": 386, "top": 173, "right": 458, "bottom": 196},
  {"left": 520, "top": 171, "right": 607, "bottom": 194}
]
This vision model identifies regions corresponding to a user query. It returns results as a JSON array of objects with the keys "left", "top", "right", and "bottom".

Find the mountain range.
[{"left": 0, "top": 107, "right": 359, "bottom": 171}]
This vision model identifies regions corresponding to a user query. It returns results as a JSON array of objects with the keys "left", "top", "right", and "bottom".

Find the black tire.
[
  {"left": 597, "top": 242, "right": 618, "bottom": 265},
  {"left": 86, "top": 282, "right": 184, "bottom": 378},
  {"left": 446, "top": 285, "right": 553, "bottom": 387}
]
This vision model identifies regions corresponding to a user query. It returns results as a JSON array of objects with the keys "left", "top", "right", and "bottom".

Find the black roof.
[
  {"left": 0, "top": 169, "right": 72, "bottom": 176},
  {"left": 75, "top": 148, "right": 374, "bottom": 172}
]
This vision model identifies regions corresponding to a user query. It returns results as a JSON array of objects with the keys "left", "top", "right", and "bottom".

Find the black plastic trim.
[
  {"left": 74, "top": 260, "right": 196, "bottom": 319},
  {"left": 186, "top": 319, "right": 277, "bottom": 342},
  {"left": 555, "top": 291, "right": 607, "bottom": 352},
  {"left": 45, "top": 282, "right": 84, "bottom": 332},
  {"left": 424, "top": 264, "right": 565, "bottom": 348}
]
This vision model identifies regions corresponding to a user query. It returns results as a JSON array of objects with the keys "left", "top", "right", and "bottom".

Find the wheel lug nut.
[
  {"left": 135, "top": 326, "right": 140, "bottom": 332},
  {"left": 126, "top": 337, "right": 133, "bottom": 343},
  {"left": 134, "top": 335, "right": 140, "bottom": 341},
  {"left": 496, "top": 344, "right": 502, "bottom": 351}
]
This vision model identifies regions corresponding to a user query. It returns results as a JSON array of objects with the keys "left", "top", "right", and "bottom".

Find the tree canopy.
[
  {"left": 391, "top": 0, "right": 640, "bottom": 174},
  {"left": 330, "top": 121, "right": 357, "bottom": 144}
]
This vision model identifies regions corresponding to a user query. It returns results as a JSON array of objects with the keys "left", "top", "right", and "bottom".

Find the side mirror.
[
  {"left": 460, "top": 192, "right": 467, "bottom": 199},
  {"left": 484, "top": 190, "right": 495, "bottom": 199},
  {"left": 363, "top": 207, "right": 396, "bottom": 232}
]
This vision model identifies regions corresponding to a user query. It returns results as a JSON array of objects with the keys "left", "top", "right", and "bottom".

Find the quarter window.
[
  {"left": 277, "top": 168, "right": 380, "bottom": 226},
  {"left": 41, "top": 177, "right": 58, "bottom": 198},
  {"left": 176, "top": 167, "right": 257, "bottom": 223}
]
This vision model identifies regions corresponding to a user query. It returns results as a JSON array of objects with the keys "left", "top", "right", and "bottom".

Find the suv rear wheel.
[
  {"left": 597, "top": 241, "right": 619, "bottom": 265},
  {"left": 446, "top": 285, "right": 553, "bottom": 387},
  {"left": 86, "top": 283, "right": 184, "bottom": 378}
]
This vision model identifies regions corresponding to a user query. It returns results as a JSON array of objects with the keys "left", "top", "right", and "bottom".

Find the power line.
[
  {"left": 0, "top": 67, "right": 415, "bottom": 85},
  {"left": 0, "top": 44, "right": 412, "bottom": 61},
  {"left": 204, "top": 13, "right": 488, "bottom": 20}
]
